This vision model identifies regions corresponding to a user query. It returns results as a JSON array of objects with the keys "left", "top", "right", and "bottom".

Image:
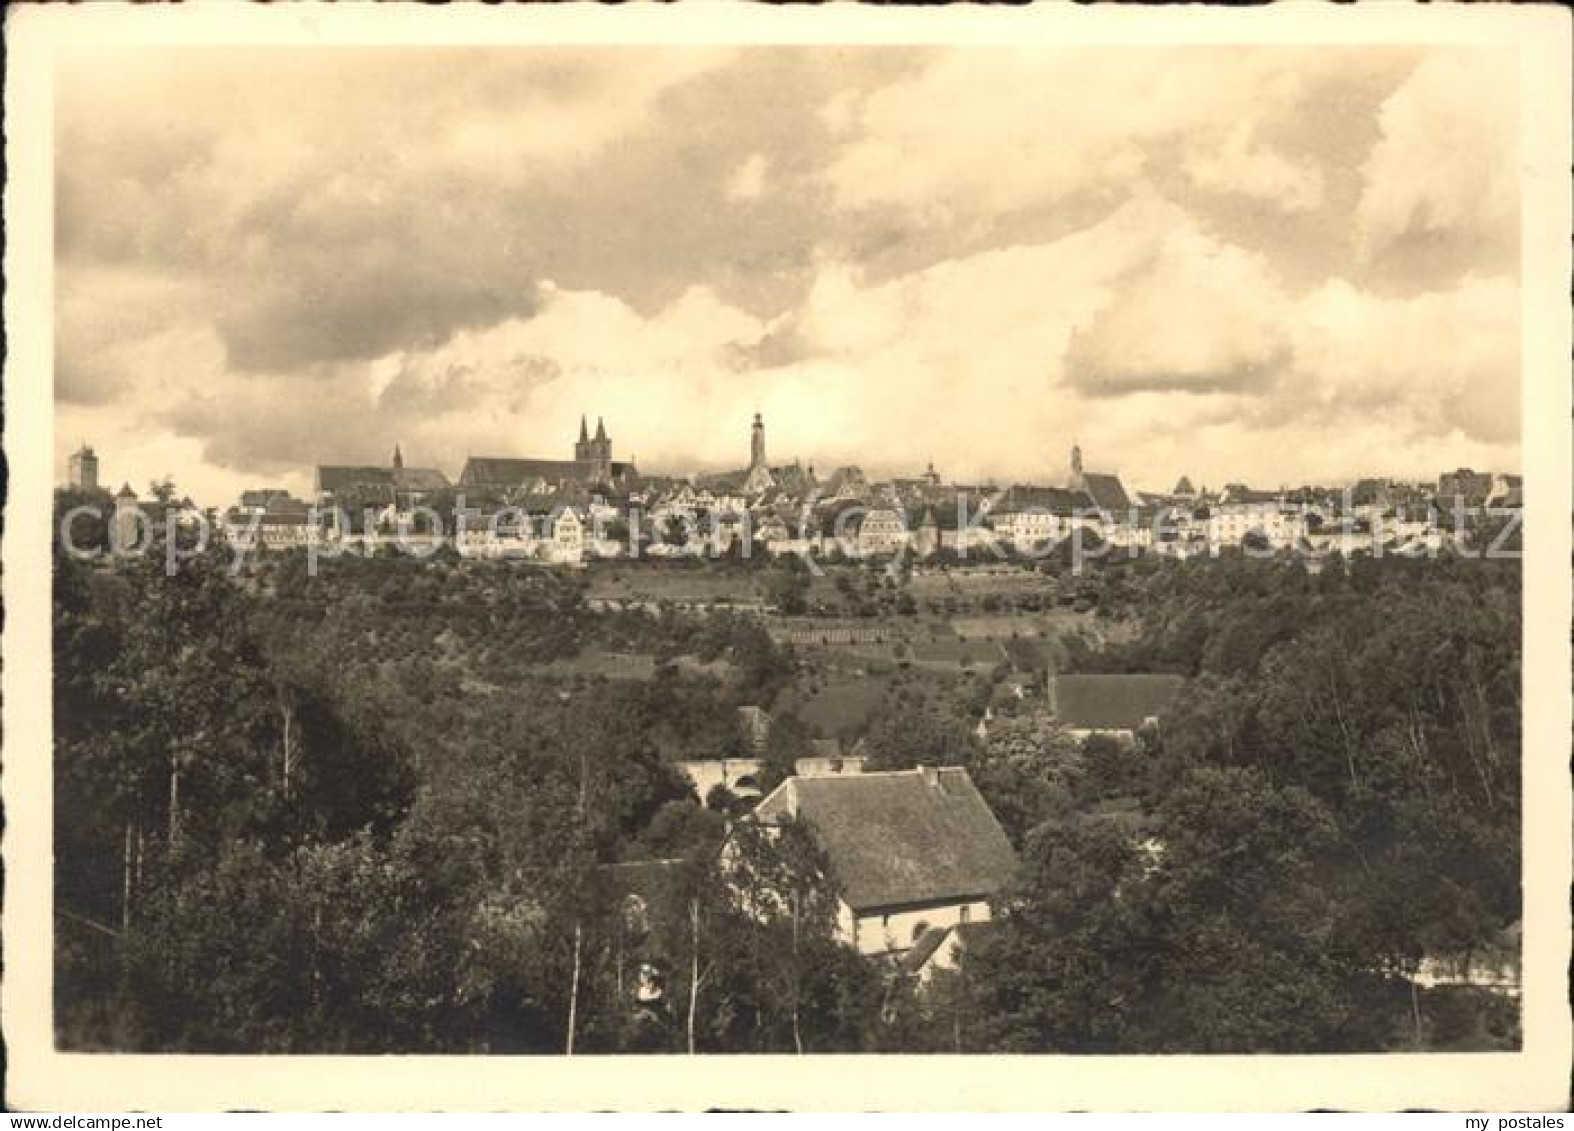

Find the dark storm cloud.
[
  {"left": 55, "top": 47, "right": 930, "bottom": 377},
  {"left": 1067, "top": 361, "right": 1289, "bottom": 400},
  {"left": 215, "top": 247, "right": 540, "bottom": 373},
  {"left": 54, "top": 44, "right": 1523, "bottom": 500}
]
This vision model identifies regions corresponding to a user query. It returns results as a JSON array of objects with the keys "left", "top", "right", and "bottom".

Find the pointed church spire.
[
  {"left": 579, "top": 415, "right": 589, "bottom": 443},
  {"left": 392, "top": 443, "right": 404, "bottom": 469},
  {"left": 595, "top": 416, "right": 607, "bottom": 442}
]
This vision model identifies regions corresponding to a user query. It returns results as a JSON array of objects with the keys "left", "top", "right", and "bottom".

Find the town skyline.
[
  {"left": 55, "top": 45, "right": 1521, "bottom": 506},
  {"left": 59, "top": 414, "right": 1519, "bottom": 512}
]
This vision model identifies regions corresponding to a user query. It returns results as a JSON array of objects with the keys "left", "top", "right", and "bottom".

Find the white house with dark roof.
[
  {"left": 749, "top": 766, "right": 1018, "bottom": 958},
  {"left": 1204, "top": 497, "right": 1307, "bottom": 550},
  {"left": 223, "top": 490, "right": 320, "bottom": 551},
  {"left": 544, "top": 507, "right": 586, "bottom": 563},
  {"left": 848, "top": 506, "right": 909, "bottom": 557},
  {"left": 985, "top": 484, "right": 1099, "bottom": 550}
]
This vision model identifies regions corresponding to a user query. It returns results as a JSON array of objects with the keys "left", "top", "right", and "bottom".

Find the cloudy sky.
[{"left": 56, "top": 45, "right": 1520, "bottom": 504}]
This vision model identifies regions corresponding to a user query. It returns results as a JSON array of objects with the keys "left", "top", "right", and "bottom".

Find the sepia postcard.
[{"left": 4, "top": 1, "right": 1571, "bottom": 1113}]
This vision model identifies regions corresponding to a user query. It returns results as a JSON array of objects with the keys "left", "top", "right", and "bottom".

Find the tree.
[
  {"left": 971, "top": 817, "right": 1153, "bottom": 1052},
  {"left": 763, "top": 564, "right": 811, "bottom": 615},
  {"left": 660, "top": 514, "right": 691, "bottom": 549},
  {"left": 863, "top": 710, "right": 975, "bottom": 771},
  {"left": 147, "top": 476, "right": 178, "bottom": 506},
  {"left": 722, "top": 818, "right": 866, "bottom": 1052},
  {"left": 970, "top": 713, "right": 1082, "bottom": 844},
  {"left": 760, "top": 710, "right": 814, "bottom": 793}
]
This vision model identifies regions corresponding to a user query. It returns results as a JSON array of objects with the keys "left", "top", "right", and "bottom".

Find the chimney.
[{"left": 919, "top": 764, "right": 940, "bottom": 788}]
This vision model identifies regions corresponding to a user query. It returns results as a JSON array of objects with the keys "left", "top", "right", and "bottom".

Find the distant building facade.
[{"left": 315, "top": 445, "right": 451, "bottom": 505}]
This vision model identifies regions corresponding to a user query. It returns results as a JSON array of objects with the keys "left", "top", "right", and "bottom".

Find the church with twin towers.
[{"left": 461, "top": 406, "right": 814, "bottom": 498}]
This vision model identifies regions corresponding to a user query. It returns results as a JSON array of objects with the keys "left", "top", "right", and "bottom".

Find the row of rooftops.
[
  {"left": 304, "top": 460, "right": 1519, "bottom": 518},
  {"left": 66, "top": 437, "right": 1520, "bottom": 522},
  {"left": 210, "top": 480, "right": 1522, "bottom": 537},
  {"left": 85, "top": 470, "right": 1522, "bottom": 540}
]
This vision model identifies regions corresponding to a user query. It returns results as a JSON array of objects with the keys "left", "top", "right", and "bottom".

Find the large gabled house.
[
  {"left": 750, "top": 767, "right": 1018, "bottom": 959},
  {"left": 985, "top": 484, "right": 1098, "bottom": 549},
  {"left": 223, "top": 490, "right": 321, "bottom": 551}
]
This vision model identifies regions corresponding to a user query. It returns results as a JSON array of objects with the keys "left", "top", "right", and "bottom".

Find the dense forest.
[{"left": 55, "top": 518, "right": 1521, "bottom": 1053}]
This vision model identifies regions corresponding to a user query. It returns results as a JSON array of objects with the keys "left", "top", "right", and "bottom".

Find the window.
[{"left": 622, "top": 894, "right": 650, "bottom": 940}]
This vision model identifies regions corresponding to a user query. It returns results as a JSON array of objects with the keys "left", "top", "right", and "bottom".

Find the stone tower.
[
  {"left": 68, "top": 444, "right": 99, "bottom": 492},
  {"left": 751, "top": 412, "right": 767, "bottom": 471},
  {"left": 742, "top": 412, "right": 776, "bottom": 494},
  {"left": 112, "top": 483, "right": 143, "bottom": 554}
]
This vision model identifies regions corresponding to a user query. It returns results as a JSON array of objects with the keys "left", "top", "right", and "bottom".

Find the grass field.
[
  {"left": 775, "top": 671, "right": 892, "bottom": 738},
  {"left": 585, "top": 565, "right": 764, "bottom": 605},
  {"left": 774, "top": 652, "right": 987, "bottom": 740},
  {"left": 907, "top": 638, "right": 1003, "bottom": 667}
]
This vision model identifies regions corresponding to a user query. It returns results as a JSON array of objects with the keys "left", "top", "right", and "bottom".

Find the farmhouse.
[{"left": 750, "top": 767, "right": 1017, "bottom": 959}]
